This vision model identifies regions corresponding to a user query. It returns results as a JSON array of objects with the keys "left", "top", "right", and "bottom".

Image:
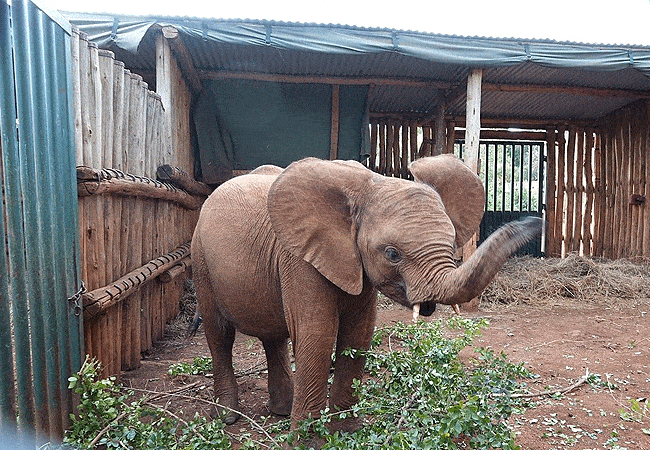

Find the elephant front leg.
[
  {"left": 262, "top": 338, "right": 293, "bottom": 416},
  {"left": 328, "top": 288, "right": 378, "bottom": 431}
]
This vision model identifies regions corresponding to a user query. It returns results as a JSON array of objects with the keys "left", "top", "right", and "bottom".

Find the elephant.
[{"left": 191, "top": 154, "right": 542, "bottom": 429}]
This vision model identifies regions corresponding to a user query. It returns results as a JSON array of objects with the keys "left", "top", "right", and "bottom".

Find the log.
[
  {"left": 369, "top": 122, "right": 378, "bottom": 170},
  {"left": 156, "top": 164, "right": 213, "bottom": 196},
  {"left": 159, "top": 257, "right": 191, "bottom": 283},
  {"left": 83, "top": 242, "right": 191, "bottom": 319},
  {"left": 445, "top": 121, "right": 456, "bottom": 154},
  {"left": 77, "top": 167, "right": 200, "bottom": 210}
]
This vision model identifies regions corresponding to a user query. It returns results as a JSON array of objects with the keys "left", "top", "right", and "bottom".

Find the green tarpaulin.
[{"left": 194, "top": 79, "right": 369, "bottom": 183}]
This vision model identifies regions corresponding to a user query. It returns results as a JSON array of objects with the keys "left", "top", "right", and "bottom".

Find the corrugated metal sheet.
[
  {"left": 0, "top": 0, "right": 82, "bottom": 442},
  {"left": 66, "top": 13, "right": 650, "bottom": 121}
]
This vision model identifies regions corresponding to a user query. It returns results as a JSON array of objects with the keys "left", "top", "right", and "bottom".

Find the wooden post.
[
  {"left": 445, "top": 120, "right": 456, "bottom": 154},
  {"left": 545, "top": 127, "right": 557, "bottom": 256},
  {"left": 433, "top": 103, "right": 446, "bottom": 156},
  {"left": 330, "top": 85, "right": 340, "bottom": 160},
  {"left": 461, "top": 68, "right": 482, "bottom": 312}
]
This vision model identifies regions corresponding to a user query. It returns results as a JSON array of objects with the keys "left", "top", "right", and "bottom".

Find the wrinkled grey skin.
[{"left": 191, "top": 155, "right": 542, "bottom": 429}]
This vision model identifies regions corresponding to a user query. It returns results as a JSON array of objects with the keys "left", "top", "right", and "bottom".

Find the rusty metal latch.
[{"left": 68, "top": 281, "right": 86, "bottom": 316}]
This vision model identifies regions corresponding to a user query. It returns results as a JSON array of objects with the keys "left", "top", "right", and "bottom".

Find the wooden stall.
[{"left": 72, "top": 30, "right": 205, "bottom": 376}]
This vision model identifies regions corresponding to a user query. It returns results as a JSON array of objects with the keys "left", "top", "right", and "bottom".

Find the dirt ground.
[{"left": 121, "top": 297, "right": 650, "bottom": 450}]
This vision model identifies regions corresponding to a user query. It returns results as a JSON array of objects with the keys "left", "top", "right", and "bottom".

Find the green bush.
[{"left": 65, "top": 317, "right": 534, "bottom": 449}]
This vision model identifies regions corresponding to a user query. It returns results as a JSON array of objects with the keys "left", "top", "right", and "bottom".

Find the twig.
[
  {"left": 127, "top": 387, "right": 278, "bottom": 448},
  {"left": 144, "top": 399, "right": 210, "bottom": 444},
  {"left": 88, "top": 411, "right": 128, "bottom": 448},
  {"left": 496, "top": 369, "right": 590, "bottom": 399},
  {"left": 396, "top": 391, "right": 419, "bottom": 429}
]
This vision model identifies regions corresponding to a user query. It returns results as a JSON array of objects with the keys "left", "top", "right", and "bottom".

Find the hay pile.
[{"left": 480, "top": 254, "right": 650, "bottom": 307}]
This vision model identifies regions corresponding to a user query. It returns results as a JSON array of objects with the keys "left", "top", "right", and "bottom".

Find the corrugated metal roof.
[{"left": 66, "top": 13, "right": 650, "bottom": 122}]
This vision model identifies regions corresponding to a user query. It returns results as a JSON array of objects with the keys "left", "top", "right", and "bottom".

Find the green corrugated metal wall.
[{"left": 0, "top": 0, "right": 83, "bottom": 442}]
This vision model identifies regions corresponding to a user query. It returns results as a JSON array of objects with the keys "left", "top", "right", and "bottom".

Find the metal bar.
[
  {"left": 519, "top": 144, "right": 524, "bottom": 211},
  {"left": 509, "top": 144, "right": 515, "bottom": 211},
  {"left": 528, "top": 144, "right": 534, "bottom": 211}
]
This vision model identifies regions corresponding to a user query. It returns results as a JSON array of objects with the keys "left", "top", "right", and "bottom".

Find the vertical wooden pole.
[
  {"left": 434, "top": 102, "right": 446, "bottom": 156},
  {"left": 583, "top": 128, "right": 594, "bottom": 256},
  {"left": 564, "top": 127, "right": 576, "bottom": 254},
  {"left": 545, "top": 127, "right": 557, "bottom": 256},
  {"left": 574, "top": 128, "right": 584, "bottom": 254},
  {"left": 369, "top": 121, "right": 377, "bottom": 170},
  {"left": 641, "top": 100, "right": 650, "bottom": 258},
  {"left": 445, "top": 120, "right": 456, "bottom": 155},
  {"left": 593, "top": 129, "right": 603, "bottom": 257},
  {"left": 461, "top": 68, "right": 482, "bottom": 312},
  {"left": 555, "top": 126, "right": 566, "bottom": 257},
  {"left": 401, "top": 121, "right": 409, "bottom": 177},
  {"left": 330, "top": 85, "right": 340, "bottom": 160}
]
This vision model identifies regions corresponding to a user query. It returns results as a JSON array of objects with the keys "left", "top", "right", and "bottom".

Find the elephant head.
[{"left": 268, "top": 155, "right": 541, "bottom": 318}]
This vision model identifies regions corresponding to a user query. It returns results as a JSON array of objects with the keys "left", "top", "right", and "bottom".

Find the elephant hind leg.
[
  {"left": 262, "top": 338, "right": 293, "bottom": 416},
  {"left": 205, "top": 315, "right": 239, "bottom": 424}
]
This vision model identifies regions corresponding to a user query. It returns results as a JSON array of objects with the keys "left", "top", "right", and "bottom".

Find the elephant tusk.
[
  {"left": 412, "top": 303, "right": 420, "bottom": 322},
  {"left": 452, "top": 304, "right": 461, "bottom": 316}
]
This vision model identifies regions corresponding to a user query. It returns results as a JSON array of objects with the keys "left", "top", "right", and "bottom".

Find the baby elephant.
[{"left": 191, "top": 155, "right": 542, "bottom": 428}]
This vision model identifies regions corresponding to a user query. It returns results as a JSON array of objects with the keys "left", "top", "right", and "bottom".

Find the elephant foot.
[
  {"left": 327, "top": 414, "right": 362, "bottom": 434},
  {"left": 269, "top": 397, "right": 292, "bottom": 416},
  {"left": 209, "top": 404, "right": 240, "bottom": 425}
]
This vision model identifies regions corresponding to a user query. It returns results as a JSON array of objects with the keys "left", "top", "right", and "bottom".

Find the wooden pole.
[
  {"left": 330, "top": 85, "right": 340, "bottom": 160},
  {"left": 445, "top": 120, "right": 456, "bottom": 155},
  {"left": 545, "top": 127, "right": 557, "bottom": 256},
  {"left": 643, "top": 101, "right": 650, "bottom": 257},
  {"left": 461, "top": 68, "right": 482, "bottom": 312},
  {"left": 433, "top": 103, "right": 446, "bottom": 156},
  {"left": 583, "top": 128, "right": 594, "bottom": 256},
  {"left": 555, "top": 126, "right": 566, "bottom": 257}
]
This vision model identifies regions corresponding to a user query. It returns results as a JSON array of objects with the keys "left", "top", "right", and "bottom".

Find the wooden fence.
[
  {"left": 72, "top": 30, "right": 204, "bottom": 377},
  {"left": 371, "top": 106, "right": 650, "bottom": 261},
  {"left": 545, "top": 100, "right": 650, "bottom": 259}
]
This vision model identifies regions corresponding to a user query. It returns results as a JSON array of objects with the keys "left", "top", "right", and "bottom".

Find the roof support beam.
[
  {"left": 482, "top": 82, "right": 650, "bottom": 99},
  {"left": 161, "top": 26, "right": 203, "bottom": 93},
  {"left": 201, "top": 70, "right": 456, "bottom": 89},
  {"left": 461, "top": 68, "right": 482, "bottom": 312}
]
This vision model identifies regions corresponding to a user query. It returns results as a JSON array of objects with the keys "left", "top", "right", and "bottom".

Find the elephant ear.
[
  {"left": 268, "top": 158, "right": 373, "bottom": 296},
  {"left": 409, "top": 154, "right": 485, "bottom": 248}
]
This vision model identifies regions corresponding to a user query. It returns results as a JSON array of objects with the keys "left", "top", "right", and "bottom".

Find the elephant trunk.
[{"left": 432, "top": 216, "right": 543, "bottom": 306}]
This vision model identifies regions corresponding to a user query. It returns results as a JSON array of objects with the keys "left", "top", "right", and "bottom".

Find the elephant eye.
[{"left": 384, "top": 246, "right": 402, "bottom": 263}]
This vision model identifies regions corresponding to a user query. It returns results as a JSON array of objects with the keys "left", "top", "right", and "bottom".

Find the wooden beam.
[
  {"left": 201, "top": 69, "right": 456, "bottom": 90},
  {"left": 482, "top": 82, "right": 650, "bottom": 99},
  {"left": 330, "top": 85, "right": 340, "bottom": 160},
  {"left": 161, "top": 26, "right": 203, "bottom": 93},
  {"left": 454, "top": 129, "right": 547, "bottom": 141}
]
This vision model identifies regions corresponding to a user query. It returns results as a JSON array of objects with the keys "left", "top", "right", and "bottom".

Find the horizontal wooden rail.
[
  {"left": 83, "top": 242, "right": 191, "bottom": 319},
  {"left": 77, "top": 167, "right": 201, "bottom": 210}
]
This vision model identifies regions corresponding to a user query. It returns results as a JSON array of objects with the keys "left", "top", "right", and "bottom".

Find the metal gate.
[
  {"left": 0, "top": 0, "right": 83, "bottom": 442},
  {"left": 459, "top": 140, "right": 545, "bottom": 257}
]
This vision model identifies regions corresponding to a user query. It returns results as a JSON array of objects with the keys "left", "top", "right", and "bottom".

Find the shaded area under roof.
[{"left": 65, "top": 12, "right": 650, "bottom": 122}]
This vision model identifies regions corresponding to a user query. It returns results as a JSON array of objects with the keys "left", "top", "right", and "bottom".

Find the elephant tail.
[{"left": 185, "top": 311, "right": 203, "bottom": 341}]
